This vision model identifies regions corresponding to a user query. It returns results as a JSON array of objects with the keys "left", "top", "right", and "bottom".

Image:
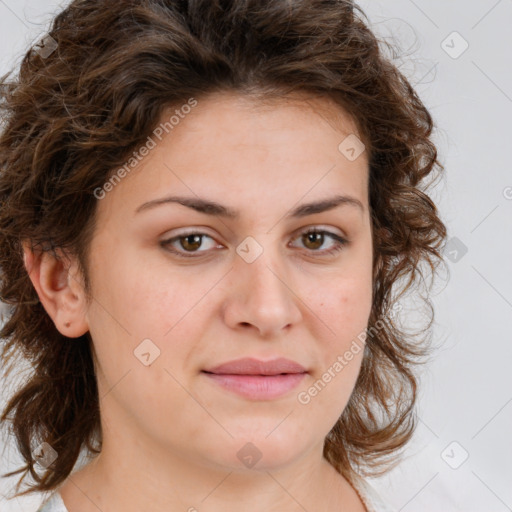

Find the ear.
[{"left": 22, "top": 241, "right": 89, "bottom": 338}]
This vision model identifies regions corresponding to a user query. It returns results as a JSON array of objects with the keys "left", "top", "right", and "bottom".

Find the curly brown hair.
[{"left": 0, "top": 0, "right": 447, "bottom": 498}]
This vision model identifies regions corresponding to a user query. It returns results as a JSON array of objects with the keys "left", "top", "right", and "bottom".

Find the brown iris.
[
  {"left": 302, "top": 231, "right": 324, "bottom": 250},
  {"left": 180, "top": 234, "right": 203, "bottom": 252}
]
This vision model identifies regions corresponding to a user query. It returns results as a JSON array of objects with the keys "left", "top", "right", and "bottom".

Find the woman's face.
[{"left": 81, "top": 92, "right": 373, "bottom": 472}]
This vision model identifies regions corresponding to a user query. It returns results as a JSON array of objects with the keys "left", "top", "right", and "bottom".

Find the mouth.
[
  {"left": 203, "top": 357, "right": 307, "bottom": 376},
  {"left": 201, "top": 357, "right": 308, "bottom": 400}
]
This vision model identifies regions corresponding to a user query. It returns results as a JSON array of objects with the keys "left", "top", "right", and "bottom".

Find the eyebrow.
[{"left": 135, "top": 194, "right": 365, "bottom": 218}]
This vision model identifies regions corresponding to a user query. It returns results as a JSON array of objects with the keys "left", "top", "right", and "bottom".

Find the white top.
[
  {"left": 350, "top": 474, "right": 397, "bottom": 512},
  {"left": 36, "top": 475, "right": 396, "bottom": 512}
]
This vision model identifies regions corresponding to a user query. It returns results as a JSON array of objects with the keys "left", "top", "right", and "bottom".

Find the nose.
[{"left": 221, "top": 248, "right": 303, "bottom": 338}]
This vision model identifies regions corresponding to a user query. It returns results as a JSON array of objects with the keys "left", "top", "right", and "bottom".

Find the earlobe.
[{"left": 22, "top": 241, "right": 89, "bottom": 338}]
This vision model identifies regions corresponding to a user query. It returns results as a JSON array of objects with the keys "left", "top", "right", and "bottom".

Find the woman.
[{"left": 0, "top": 1, "right": 447, "bottom": 511}]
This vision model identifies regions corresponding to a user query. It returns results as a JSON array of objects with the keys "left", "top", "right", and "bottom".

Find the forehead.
[
  {"left": 96, "top": 91, "right": 369, "bottom": 221},
  {"left": 174, "top": 91, "right": 364, "bottom": 146}
]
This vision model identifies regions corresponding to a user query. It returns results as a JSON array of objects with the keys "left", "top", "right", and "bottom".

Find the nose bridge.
[{"left": 247, "top": 253, "right": 289, "bottom": 306}]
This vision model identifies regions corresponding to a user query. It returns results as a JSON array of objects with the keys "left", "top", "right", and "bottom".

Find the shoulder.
[
  {"left": 348, "top": 473, "right": 397, "bottom": 512},
  {"left": 36, "top": 491, "right": 69, "bottom": 512}
]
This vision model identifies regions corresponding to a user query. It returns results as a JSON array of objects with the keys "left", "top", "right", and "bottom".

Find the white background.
[{"left": 0, "top": 1, "right": 511, "bottom": 511}]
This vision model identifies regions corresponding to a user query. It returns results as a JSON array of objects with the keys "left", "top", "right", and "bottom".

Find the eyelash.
[{"left": 160, "top": 228, "right": 348, "bottom": 259}]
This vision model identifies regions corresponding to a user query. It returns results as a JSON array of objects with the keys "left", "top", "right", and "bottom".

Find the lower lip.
[{"left": 202, "top": 372, "right": 307, "bottom": 400}]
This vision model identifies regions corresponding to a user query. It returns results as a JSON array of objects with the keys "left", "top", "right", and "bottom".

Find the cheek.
[
  {"left": 300, "top": 236, "right": 374, "bottom": 344},
  {"left": 304, "top": 273, "right": 371, "bottom": 407},
  {"left": 88, "top": 245, "right": 195, "bottom": 339},
  {"left": 311, "top": 274, "right": 373, "bottom": 344},
  {"left": 299, "top": 282, "right": 370, "bottom": 422}
]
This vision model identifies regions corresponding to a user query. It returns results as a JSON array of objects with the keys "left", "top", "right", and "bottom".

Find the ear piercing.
[{"left": 64, "top": 321, "right": 71, "bottom": 328}]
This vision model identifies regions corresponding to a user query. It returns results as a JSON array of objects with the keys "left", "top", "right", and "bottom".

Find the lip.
[
  {"left": 201, "top": 357, "right": 308, "bottom": 400},
  {"left": 203, "top": 357, "right": 307, "bottom": 375}
]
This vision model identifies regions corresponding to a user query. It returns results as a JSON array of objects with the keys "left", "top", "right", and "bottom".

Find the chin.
[{"left": 208, "top": 434, "right": 308, "bottom": 473}]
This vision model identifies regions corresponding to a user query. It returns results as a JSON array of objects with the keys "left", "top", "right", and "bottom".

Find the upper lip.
[{"left": 203, "top": 357, "right": 307, "bottom": 376}]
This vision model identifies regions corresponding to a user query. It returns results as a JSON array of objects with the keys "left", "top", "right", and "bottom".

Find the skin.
[{"left": 24, "top": 91, "right": 373, "bottom": 512}]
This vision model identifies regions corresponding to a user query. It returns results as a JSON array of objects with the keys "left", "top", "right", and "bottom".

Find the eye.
[
  {"left": 289, "top": 228, "right": 348, "bottom": 256},
  {"left": 160, "top": 232, "right": 220, "bottom": 258},
  {"left": 160, "top": 227, "right": 348, "bottom": 259}
]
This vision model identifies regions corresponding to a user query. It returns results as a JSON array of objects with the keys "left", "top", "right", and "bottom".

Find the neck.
[{"left": 60, "top": 437, "right": 361, "bottom": 512}]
